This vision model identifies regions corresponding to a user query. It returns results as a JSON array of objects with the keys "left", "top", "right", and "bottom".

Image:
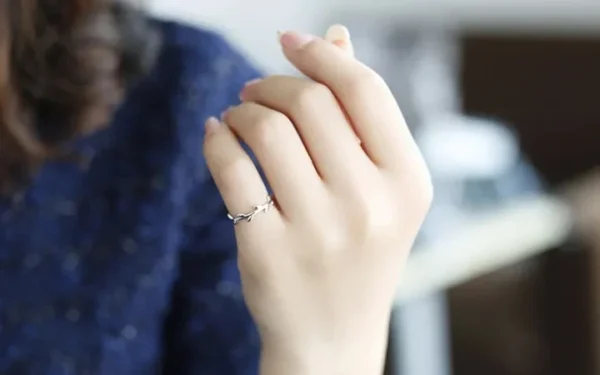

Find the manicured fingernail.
[
  {"left": 205, "top": 117, "right": 221, "bottom": 134},
  {"left": 279, "top": 31, "right": 316, "bottom": 50}
]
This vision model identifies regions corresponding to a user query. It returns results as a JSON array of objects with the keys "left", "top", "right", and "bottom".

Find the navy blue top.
[{"left": 0, "top": 20, "right": 262, "bottom": 375}]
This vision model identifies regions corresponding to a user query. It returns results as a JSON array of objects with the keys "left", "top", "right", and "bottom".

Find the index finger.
[{"left": 279, "top": 31, "right": 418, "bottom": 170}]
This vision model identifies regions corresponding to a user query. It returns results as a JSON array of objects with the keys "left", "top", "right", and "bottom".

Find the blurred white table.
[
  {"left": 396, "top": 194, "right": 572, "bottom": 305},
  {"left": 388, "top": 194, "right": 573, "bottom": 375}
]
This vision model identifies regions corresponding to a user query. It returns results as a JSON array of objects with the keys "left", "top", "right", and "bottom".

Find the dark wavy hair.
[{"left": 0, "top": 0, "right": 161, "bottom": 194}]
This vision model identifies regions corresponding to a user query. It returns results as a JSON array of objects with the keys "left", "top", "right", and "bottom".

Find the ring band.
[{"left": 227, "top": 196, "right": 274, "bottom": 225}]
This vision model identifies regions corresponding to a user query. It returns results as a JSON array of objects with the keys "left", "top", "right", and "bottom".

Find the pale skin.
[{"left": 203, "top": 25, "right": 433, "bottom": 375}]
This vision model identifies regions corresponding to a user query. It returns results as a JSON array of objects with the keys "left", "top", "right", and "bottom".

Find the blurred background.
[{"left": 148, "top": 1, "right": 600, "bottom": 374}]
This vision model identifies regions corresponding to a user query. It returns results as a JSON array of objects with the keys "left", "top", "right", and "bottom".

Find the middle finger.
[{"left": 240, "top": 75, "right": 373, "bottom": 184}]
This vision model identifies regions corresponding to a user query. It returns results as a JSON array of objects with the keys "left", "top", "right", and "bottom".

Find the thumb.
[{"left": 325, "top": 24, "right": 354, "bottom": 57}]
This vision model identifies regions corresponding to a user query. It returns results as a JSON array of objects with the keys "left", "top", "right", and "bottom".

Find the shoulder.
[
  {"left": 115, "top": 18, "right": 263, "bottom": 131},
  {"left": 106, "top": 19, "right": 262, "bottom": 167},
  {"left": 139, "top": 19, "right": 262, "bottom": 138},
  {"left": 152, "top": 19, "right": 262, "bottom": 171},
  {"left": 90, "top": 20, "right": 262, "bottom": 207},
  {"left": 158, "top": 19, "right": 243, "bottom": 59},
  {"left": 154, "top": 19, "right": 262, "bottom": 107}
]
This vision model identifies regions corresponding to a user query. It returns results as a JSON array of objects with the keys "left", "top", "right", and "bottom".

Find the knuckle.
[
  {"left": 349, "top": 189, "right": 397, "bottom": 241},
  {"left": 348, "top": 67, "right": 387, "bottom": 94},
  {"left": 312, "top": 224, "right": 348, "bottom": 254},
  {"left": 293, "top": 83, "right": 333, "bottom": 110},
  {"left": 299, "top": 38, "right": 321, "bottom": 56},
  {"left": 408, "top": 165, "right": 435, "bottom": 209},
  {"left": 301, "top": 232, "right": 350, "bottom": 273},
  {"left": 216, "top": 156, "right": 252, "bottom": 187},
  {"left": 392, "top": 153, "right": 434, "bottom": 211},
  {"left": 252, "top": 110, "right": 290, "bottom": 146}
]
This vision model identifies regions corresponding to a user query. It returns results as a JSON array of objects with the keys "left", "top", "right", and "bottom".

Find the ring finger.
[
  {"left": 223, "top": 102, "right": 325, "bottom": 218},
  {"left": 203, "top": 118, "right": 281, "bottom": 232}
]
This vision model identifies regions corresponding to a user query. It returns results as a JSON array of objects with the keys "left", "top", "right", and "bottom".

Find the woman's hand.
[{"left": 203, "top": 27, "right": 432, "bottom": 375}]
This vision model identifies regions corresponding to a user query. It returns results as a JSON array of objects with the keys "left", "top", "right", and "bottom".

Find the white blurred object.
[
  {"left": 417, "top": 115, "right": 519, "bottom": 180},
  {"left": 408, "top": 30, "right": 522, "bottom": 190},
  {"left": 148, "top": 0, "right": 324, "bottom": 73},
  {"left": 410, "top": 29, "right": 461, "bottom": 117}
]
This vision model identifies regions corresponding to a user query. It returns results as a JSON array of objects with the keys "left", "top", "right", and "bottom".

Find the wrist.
[{"left": 259, "top": 337, "right": 387, "bottom": 375}]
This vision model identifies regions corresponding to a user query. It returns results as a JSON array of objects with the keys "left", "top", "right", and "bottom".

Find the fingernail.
[
  {"left": 220, "top": 107, "right": 232, "bottom": 120},
  {"left": 240, "top": 79, "right": 261, "bottom": 101},
  {"left": 333, "top": 39, "right": 347, "bottom": 48},
  {"left": 205, "top": 117, "right": 221, "bottom": 134},
  {"left": 279, "top": 31, "right": 316, "bottom": 50},
  {"left": 325, "top": 24, "right": 350, "bottom": 43},
  {"left": 244, "top": 78, "right": 262, "bottom": 87}
]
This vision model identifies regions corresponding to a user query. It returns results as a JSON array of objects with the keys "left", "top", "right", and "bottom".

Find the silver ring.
[{"left": 227, "top": 196, "right": 274, "bottom": 225}]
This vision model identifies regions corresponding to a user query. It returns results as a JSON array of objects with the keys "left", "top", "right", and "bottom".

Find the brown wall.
[
  {"left": 450, "top": 33, "right": 600, "bottom": 375},
  {"left": 461, "top": 34, "right": 600, "bottom": 186}
]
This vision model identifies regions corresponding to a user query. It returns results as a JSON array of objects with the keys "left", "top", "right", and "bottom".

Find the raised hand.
[{"left": 203, "top": 27, "right": 432, "bottom": 375}]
